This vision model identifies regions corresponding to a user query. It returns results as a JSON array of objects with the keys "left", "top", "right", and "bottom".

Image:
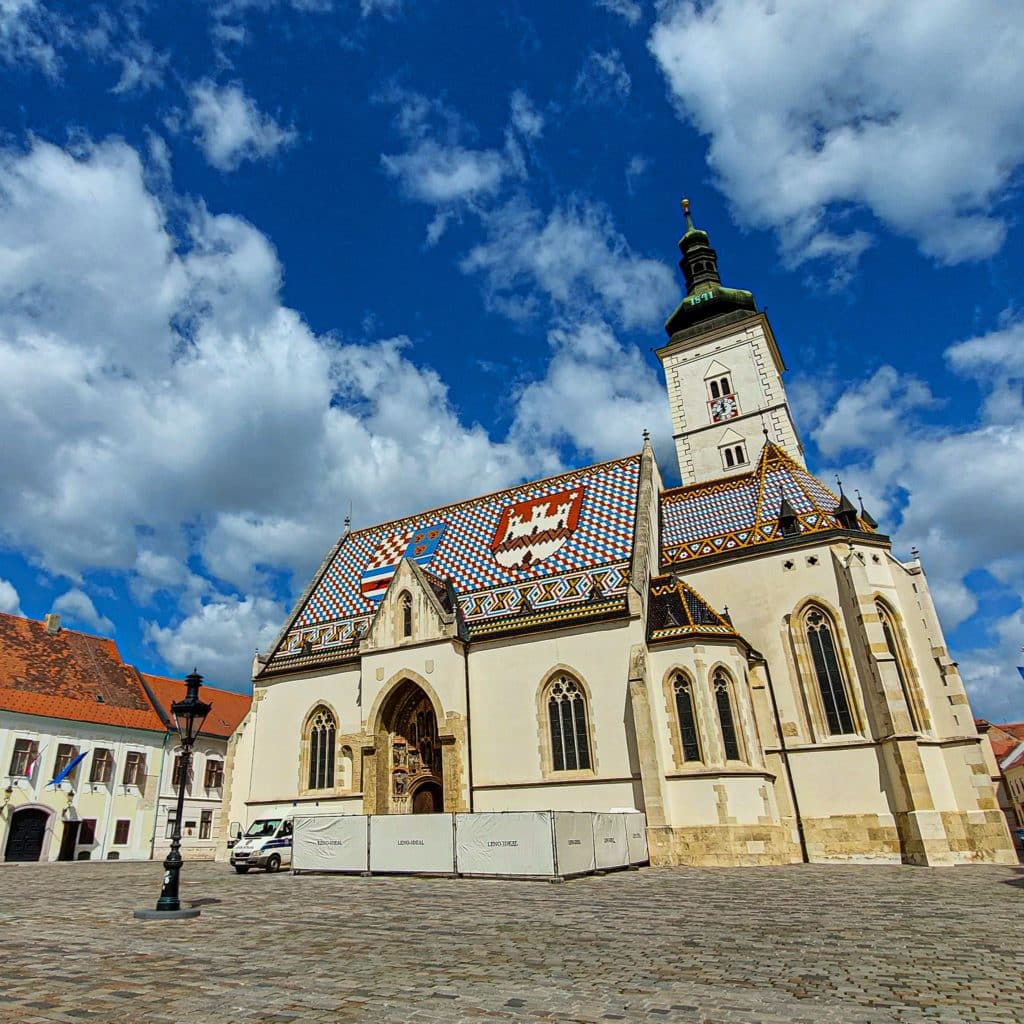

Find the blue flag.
[
  {"left": 48, "top": 750, "right": 87, "bottom": 787},
  {"left": 1018, "top": 666, "right": 1024, "bottom": 682}
]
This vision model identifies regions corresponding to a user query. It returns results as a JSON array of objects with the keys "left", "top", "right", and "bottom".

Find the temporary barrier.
[
  {"left": 293, "top": 814, "right": 368, "bottom": 873},
  {"left": 592, "top": 812, "right": 630, "bottom": 870},
  {"left": 623, "top": 811, "right": 650, "bottom": 865},
  {"left": 290, "top": 810, "right": 647, "bottom": 879},
  {"left": 455, "top": 811, "right": 557, "bottom": 877},
  {"left": 368, "top": 813, "right": 456, "bottom": 874},
  {"left": 552, "top": 811, "right": 597, "bottom": 877}
]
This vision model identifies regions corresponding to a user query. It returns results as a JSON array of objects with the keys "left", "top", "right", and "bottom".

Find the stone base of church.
[
  {"left": 800, "top": 810, "right": 1018, "bottom": 866},
  {"left": 935, "top": 810, "right": 1018, "bottom": 865},
  {"left": 646, "top": 823, "right": 801, "bottom": 866},
  {"left": 802, "top": 813, "right": 903, "bottom": 864}
]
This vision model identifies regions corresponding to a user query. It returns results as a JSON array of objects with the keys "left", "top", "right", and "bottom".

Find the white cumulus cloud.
[
  {"left": 0, "top": 577, "right": 22, "bottom": 616},
  {"left": 188, "top": 80, "right": 297, "bottom": 171},
  {"left": 649, "top": 0, "right": 1024, "bottom": 273},
  {"left": 575, "top": 49, "right": 632, "bottom": 102},
  {"left": 53, "top": 588, "right": 115, "bottom": 635},
  {"left": 596, "top": 0, "right": 642, "bottom": 25}
]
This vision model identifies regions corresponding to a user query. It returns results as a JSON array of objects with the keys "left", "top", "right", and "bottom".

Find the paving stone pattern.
[{"left": 0, "top": 861, "right": 1022, "bottom": 1023}]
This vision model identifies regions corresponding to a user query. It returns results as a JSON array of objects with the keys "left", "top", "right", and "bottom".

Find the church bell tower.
[{"left": 656, "top": 200, "right": 805, "bottom": 485}]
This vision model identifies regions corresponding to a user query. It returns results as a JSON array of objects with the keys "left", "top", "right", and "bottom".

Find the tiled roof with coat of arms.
[
  {"left": 660, "top": 442, "right": 877, "bottom": 566},
  {"left": 265, "top": 454, "right": 642, "bottom": 671}
]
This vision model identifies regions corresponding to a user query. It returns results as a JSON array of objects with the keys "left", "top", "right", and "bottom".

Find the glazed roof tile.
[
  {"left": 661, "top": 442, "right": 875, "bottom": 566},
  {"left": 647, "top": 575, "right": 738, "bottom": 643},
  {"left": 268, "top": 455, "right": 641, "bottom": 671},
  {"left": 141, "top": 673, "right": 251, "bottom": 739},
  {"left": 0, "top": 613, "right": 167, "bottom": 732}
]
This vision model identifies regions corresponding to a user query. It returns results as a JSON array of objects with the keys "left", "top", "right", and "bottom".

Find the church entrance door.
[
  {"left": 382, "top": 680, "right": 444, "bottom": 814},
  {"left": 411, "top": 780, "right": 442, "bottom": 814}
]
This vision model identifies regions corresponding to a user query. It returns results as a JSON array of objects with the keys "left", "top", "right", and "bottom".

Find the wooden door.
[
  {"left": 4, "top": 808, "right": 48, "bottom": 862},
  {"left": 411, "top": 781, "right": 442, "bottom": 814}
]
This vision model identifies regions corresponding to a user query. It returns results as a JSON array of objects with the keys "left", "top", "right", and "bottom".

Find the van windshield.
[{"left": 245, "top": 819, "right": 282, "bottom": 838}]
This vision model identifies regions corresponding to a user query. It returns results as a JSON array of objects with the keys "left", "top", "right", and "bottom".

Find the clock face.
[{"left": 710, "top": 395, "right": 739, "bottom": 421}]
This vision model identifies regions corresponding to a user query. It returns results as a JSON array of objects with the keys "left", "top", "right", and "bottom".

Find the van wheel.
[
  {"left": 265, "top": 854, "right": 281, "bottom": 873},
  {"left": 234, "top": 865, "right": 250, "bottom": 874}
]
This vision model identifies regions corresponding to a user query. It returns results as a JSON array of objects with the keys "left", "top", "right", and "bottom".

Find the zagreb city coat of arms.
[{"left": 490, "top": 487, "right": 584, "bottom": 569}]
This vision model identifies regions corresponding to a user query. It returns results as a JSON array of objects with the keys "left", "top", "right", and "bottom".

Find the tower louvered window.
[
  {"left": 547, "top": 676, "right": 591, "bottom": 772},
  {"left": 806, "top": 610, "right": 855, "bottom": 735},
  {"left": 307, "top": 706, "right": 336, "bottom": 790},
  {"left": 713, "top": 670, "right": 742, "bottom": 761}
]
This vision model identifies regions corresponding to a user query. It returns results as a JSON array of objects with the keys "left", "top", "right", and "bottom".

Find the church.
[{"left": 223, "top": 204, "right": 1016, "bottom": 867}]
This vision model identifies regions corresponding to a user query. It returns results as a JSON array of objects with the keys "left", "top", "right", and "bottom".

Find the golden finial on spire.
[{"left": 681, "top": 196, "right": 694, "bottom": 230}]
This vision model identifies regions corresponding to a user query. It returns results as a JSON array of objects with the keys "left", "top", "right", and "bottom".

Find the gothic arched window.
[
  {"left": 400, "top": 591, "right": 413, "bottom": 638},
  {"left": 713, "top": 669, "right": 742, "bottom": 761},
  {"left": 876, "top": 601, "right": 923, "bottom": 732},
  {"left": 672, "top": 673, "right": 702, "bottom": 762},
  {"left": 307, "top": 706, "right": 336, "bottom": 790},
  {"left": 546, "top": 675, "right": 591, "bottom": 772},
  {"left": 805, "top": 608, "right": 855, "bottom": 735}
]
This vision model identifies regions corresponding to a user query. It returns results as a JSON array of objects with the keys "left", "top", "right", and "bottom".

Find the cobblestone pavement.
[{"left": 0, "top": 861, "right": 1021, "bottom": 1024}]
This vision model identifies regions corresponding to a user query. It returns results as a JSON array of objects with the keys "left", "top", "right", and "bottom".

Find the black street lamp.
[{"left": 134, "top": 670, "right": 211, "bottom": 922}]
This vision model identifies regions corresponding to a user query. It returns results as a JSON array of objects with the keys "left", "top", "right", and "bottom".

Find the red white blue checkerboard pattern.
[{"left": 284, "top": 456, "right": 639, "bottom": 653}]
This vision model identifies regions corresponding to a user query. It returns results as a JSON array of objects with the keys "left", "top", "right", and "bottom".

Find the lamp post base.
[{"left": 133, "top": 907, "right": 201, "bottom": 920}]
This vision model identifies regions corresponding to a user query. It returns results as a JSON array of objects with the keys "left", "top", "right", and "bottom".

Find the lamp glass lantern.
[{"left": 172, "top": 670, "right": 212, "bottom": 745}]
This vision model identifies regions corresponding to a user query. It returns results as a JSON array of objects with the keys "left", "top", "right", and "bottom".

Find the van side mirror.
[{"left": 230, "top": 821, "right": 242, "bottom": 839}]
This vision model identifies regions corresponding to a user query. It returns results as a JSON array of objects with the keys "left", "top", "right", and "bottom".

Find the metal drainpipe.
[
  {"left": 462, "top": 642, "right": 474, "bottom": 813},
  {"left": 759, "top": 656, "right": 809, "bottom": 863},
  {"left": 148, "top": 729, "right": 172, "bottom": 861}
]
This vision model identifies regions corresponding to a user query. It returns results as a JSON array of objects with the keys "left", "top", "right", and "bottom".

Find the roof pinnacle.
[{"left": 681, "top": 196, "right": 695, "bottom": 231}]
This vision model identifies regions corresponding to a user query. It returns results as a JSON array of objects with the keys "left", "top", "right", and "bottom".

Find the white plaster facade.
[{"left": 1, "top": 713, "right": 167, "bottom": 862}]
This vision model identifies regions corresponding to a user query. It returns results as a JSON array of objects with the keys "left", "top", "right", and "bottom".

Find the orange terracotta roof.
[
  {"left": 1004, "top": 746, "right": 1024, "bottom": 773},
  {"left": 985, "top": 721, "right": 1024, "bottom": 763},
  {"left": 0, "top": 612, "right": 167, "bottom": 732},
  {"left": 140, "top": 673, "right": 251, "bottom": 738}
]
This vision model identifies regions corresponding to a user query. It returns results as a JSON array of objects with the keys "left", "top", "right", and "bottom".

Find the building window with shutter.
[
  {"left": 172, "top": 753, "right": 193, "bottom": 793},
  {"left": 122, "top": 751, "right": 146, "bottom": 787},
  {"left": 204, "top": 759, "right": 224, "bottom": 789},
  {"left": 79, "top": 819, "right": 97, "bottom": 845},
  {"left": 9, "top": 738, "right": 39, "bottom": 777},
  {"left": 114, "top": 820, "right": 131, "bottom": 845},
  {"left": 165, "top": 809, "right": 178, "bottom": 839},
  {"left": 545, "top": 674, "right": 592, "bottom": 772},
  {"left": 53, "top": 743, "right": 81, "bottom": 783},
  {"left": 199, "top": 809, "right": 213, "bottom": 839},
  {"left": 90, "top": 748, "right": 113, "bottom": 784}
]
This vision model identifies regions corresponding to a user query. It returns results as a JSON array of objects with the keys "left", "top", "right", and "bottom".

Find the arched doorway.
[
  {"left": 4, "top": 807, "right": 50, "bottom": 862},
  {"left": 411, "top": 780, "right": 442, "bottom": 814},
  {"left": 380, "top": 679, "right": 444, "bottom": 814}
]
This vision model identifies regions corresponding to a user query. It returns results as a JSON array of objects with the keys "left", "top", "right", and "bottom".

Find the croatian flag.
[
  {"left": 25, "top": 752, "right": 39, "bottom": 782},
  {"left": 360, "top": 522, "right": 446, "bottom": 601}
]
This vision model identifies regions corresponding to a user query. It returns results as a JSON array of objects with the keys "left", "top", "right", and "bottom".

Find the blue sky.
[{"left": 0, "top": 0, "right": 1022, "bottom": 719}]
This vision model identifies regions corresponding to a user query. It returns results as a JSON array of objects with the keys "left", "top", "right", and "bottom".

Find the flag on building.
[{"left": 48, "top": 750, "right": 87, "bottom": 787}]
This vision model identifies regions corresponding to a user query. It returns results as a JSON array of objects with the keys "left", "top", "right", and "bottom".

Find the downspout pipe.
[
  {"left": 462, "top": 640, "right": 474, "bottom": 813},
  {"left": 758, "top": 655, "right": 808, "bottom": 863}
]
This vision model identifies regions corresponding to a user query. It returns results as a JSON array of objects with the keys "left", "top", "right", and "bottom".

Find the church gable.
[
  {"left": 660, "top": 442, "right": 879, "bottom": 566},
  {"left": 363, "top": 558, "right": 458, "bottom": 651},
  {"left": 264, "top": 455, "right": 641, "bottom": 674}
]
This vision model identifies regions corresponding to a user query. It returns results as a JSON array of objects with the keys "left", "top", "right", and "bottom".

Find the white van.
[{"left": 230, "top": 817, "right": 293, "bottom": 873}]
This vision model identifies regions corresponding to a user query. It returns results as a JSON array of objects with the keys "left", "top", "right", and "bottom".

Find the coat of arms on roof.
[
  {"left": 490, "top": 487, "right": 584, "bottom": 569},
  {"left": 360, "top": 522, "right": 446, "bottom": 601}
]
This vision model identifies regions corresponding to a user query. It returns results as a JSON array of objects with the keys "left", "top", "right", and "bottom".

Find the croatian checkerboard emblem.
[
  {"left": 490, "top": 487, "right": 584, "bottom": 569},
  {"left": 360, "top": 522, "right": 446, "bottom": 601}
]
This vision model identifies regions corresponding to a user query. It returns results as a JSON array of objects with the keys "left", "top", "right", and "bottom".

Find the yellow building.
[{"left": 225, "top": 207, "right": 1015, "bottom": 867}]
